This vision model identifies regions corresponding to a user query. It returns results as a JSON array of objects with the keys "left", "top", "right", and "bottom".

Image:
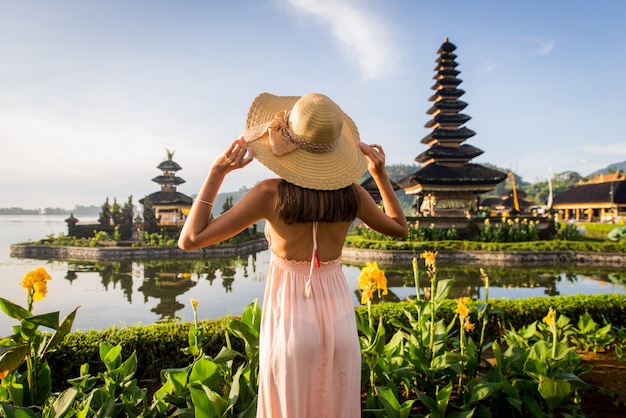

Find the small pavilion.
[
  {"left": 552, "top": 171, "right": 626, "bottom": 222},
  {"left": 398, "top": 38, "right": 507, "bottom": 218},
  {"left": 139, "top": 150, "right": 192, "bottom": 226}
]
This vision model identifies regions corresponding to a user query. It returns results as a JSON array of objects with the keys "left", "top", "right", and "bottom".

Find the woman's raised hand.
[
  {"left": 359, "top": 142, "right": 386, "bottom": 177},
  {"left": 213, "top": 136, "right": 255, "bottom": 175}
]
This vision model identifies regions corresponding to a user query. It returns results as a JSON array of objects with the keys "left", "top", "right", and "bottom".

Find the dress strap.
[{"left": 305, "top": 221, "right": 319, "bottom": 298}]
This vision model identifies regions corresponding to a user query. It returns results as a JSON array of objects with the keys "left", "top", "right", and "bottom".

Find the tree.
[
  {"left": 111, "top": 198, "right": 123, "bottom": 226},
  {"left": 142, "top": 198, "right": 159, "bottom": 234},
  {"left": 119, "top": 196, "right": 134, "bottom": 240},
  {"left": 221, "top": 196, "right": 234, "bottom": 214},
  {"left": 98, "top": 197, "right": 112, "bottom": 226}
]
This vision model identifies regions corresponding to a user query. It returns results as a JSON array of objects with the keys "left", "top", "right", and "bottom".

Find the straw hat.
[{"left": 243, "top": 92, "right": 367, "bottom": 190}]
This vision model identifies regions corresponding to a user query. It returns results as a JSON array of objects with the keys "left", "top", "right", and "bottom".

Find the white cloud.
[
  {"left": 284, "top": 0, "right": 401, "bottom": 80},
  {"left": 478, "top": 60, "right": 498, "bottom": 75},
  {"left": 524, "top": 37, "right": 555, "bottom": 56}
]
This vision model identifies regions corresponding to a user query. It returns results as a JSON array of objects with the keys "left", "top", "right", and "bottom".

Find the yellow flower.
[
  {"left": 542, "top": 307, "right": 557, "bottom": 327},
  {"left": 190, "top": 299, "right": 199, "bottom": 309},
  {"left": 455, "top": 297, "right": 470, "bottom": 318},
  {"left": 420, "top": 251, "right": 438, "bottom": 269},
  {"left": 20, "top": 267, "right": 52, "bottom": 302},
  {"left": 463, "top": 319, "right": 475, "bottom": 332},
  {"left": 358, "top": 262, "right": 388, "bottom": 304}
]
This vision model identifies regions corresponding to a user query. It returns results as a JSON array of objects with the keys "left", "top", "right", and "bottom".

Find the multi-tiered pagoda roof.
[{"left": 398, "top": 38, "right": 506, "bottom": 217}]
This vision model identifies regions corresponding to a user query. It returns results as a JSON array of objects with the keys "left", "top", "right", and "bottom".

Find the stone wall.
[
  {"left": 10, "top": 239, "right": 269, "bottom": 262},
  {"left": 341, "top": 247, "right": 626, "bottom": 268}
]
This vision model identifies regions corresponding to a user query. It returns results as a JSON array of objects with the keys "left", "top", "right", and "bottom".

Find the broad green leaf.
[
  {"left": 556, "top": 372, "right": 590, "bottom": 390},
  {"left": 448, "top": 409, "right": 476, "bottom": 418},
  {"left": 49, "top": 387, "right": 78, "bottom": 417},
  {"left": 188, "top": 384, "right": 223, "bottom": 418},
  {"left": 25, "top": 312, "right": 59, "bottom": 331},
  {"left": 538, "top": 375, "right": 571, "bottom": 410},
  {"left": 521, "top": 392, "right": 543, "bottom": 418},
  {"left": 415, "top": 390, "right": 438, "bottom": 417},
  {"left": 100, "top": 343, "right": 122, "bottom": 371},
  {"left": 190, "top": 356, "right": 220, "bottom": 390},
  {"left": 162, "top": 367, "right": 190, "bottom": 394},
  {"left": 0, "top": 402, "right": 39, "bottom": 418},
  {"left": 212, "top": 346, "right": 240, "bottom": 364},
  {"left": 0, "top": 345, "right": 29, "bottom": 376},
  {"left": 436, "top": 382, "right": 453, "bottom": 416},
  {"left": 466, "top": 379, "right": 495, "bottom": 404},
  {"left": 0, "top": 299, "right": 31, "bottom": 321},
  {"left": 45, "top": 306, "right": 79, "bottom": 353}
]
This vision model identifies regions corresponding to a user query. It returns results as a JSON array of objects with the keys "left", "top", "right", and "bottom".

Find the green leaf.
[
  {"left": 466, "top": 379, "right": 496, "bottom": 404},
  {"left": 190, "top": 357, "right": 220, "bottom": 390},
  {"left": 49, "top": 387, "right": 78, "bottom": 417},
  {"left": 0, "top": 402, "right": 39, "bottom": 418},
  {"left": 448, "top": 409, "right": 476, "bottom": 418},
  {"left": 415, "top": 390, "right": 439, "bottom": 417},
  {"left": 538, "top": 375, "right": 571, "bottom": 410},
  {"left": 44, "top": 306, "right": 79, "bottom": 353},
  {"left": 100, "top": 342, "right": 122, "bottom": 371},
  {"left": 556, "top": 372, "right": 590, "bottom": 391},
  {"left": 25, "top": 312, "right": 60, "bottom": 331},
  {"left": 189, "top": 383, "right": 225, "bottom": 418},
  {"left": 212, "top": 346, "right": 240, "bottom": 364},
  {"left": 375, "top": 386, "right": 401, "bottom": 418},
  {"left": 228, "top": 321, "right": 259, "bottom": 349},
  {"left": 162, "top": 367, "right": 190, "bottom": 394},
  {"left": 0, "top": 299, "right": 31, "bottom": 321},
  {"left": 0, "top": 345, "right": 29, "bottom": 377},
  {"left": 436, "top": 382, "right": 453, "bottom": 417}
]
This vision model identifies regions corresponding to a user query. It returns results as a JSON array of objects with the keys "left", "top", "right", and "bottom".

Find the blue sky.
[{"left": 1, "top": 0, "right": 625, "bottom": 209}]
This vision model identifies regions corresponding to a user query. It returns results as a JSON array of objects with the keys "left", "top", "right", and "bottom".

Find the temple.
[
  {"left": 398, "top": 38, "right": 507, "bottom": 217},
  {"left": 552, "top": 171, "right": 626, "bottom": 222},
  {"left": 139, "top": 150, "right": 192, "bottom": 225}
]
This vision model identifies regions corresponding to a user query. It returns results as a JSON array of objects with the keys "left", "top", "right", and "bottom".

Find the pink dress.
[{"left": 257, "top": 222, "right": 361, "bottom": 418}]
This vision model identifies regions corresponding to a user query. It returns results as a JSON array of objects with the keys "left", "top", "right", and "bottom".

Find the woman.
[{"left": 179, "top": 92, "right": 408, "bottom": 417}]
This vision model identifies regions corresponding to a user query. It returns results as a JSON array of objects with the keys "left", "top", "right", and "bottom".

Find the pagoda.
[
  {"left": 398, "top": 38, "right": 507, "bottom": 217},
  {"left": 139, "top": 150, "right": 193, "bottom": 225}
]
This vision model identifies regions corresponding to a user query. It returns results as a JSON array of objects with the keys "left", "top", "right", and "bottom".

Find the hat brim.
[{"left": 244, "top": 93, "right": 367, "bottom": 190}]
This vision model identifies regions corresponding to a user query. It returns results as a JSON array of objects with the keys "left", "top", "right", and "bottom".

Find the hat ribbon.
[{"left": 246, "top": 111, "right": 340, "bottom": 156}]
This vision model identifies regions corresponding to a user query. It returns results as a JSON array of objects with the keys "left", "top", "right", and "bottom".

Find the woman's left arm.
[{"left": 178, "top": 137, "right": 264, "bottom": 250}]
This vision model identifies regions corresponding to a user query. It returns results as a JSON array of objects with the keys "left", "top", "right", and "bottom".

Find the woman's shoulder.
[
  {"left": 246, "top": 178, "right": 280, "bottom": 201},
  {"left": 253, "top": 178, "right": 281, "bottom": 192}
]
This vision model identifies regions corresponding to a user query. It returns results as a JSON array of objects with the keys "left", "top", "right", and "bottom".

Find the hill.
[{"left": 588, "top": 160, "right": 626, "bottom": 177}]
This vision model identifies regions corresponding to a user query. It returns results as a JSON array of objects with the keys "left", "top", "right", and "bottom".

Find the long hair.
[{"left": 274, "top": 180, "right": 359, "bottom": 224}]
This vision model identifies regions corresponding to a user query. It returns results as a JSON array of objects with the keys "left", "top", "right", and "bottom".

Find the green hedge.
[
  {"left": 344, "top": 236, "right": 626, "bottom": 252},
  {"left": 47, "top": 317, "right": 243, "bottom": 390},
  {"left": 47, "top": 294, "right": 626, "bottom": 390}
]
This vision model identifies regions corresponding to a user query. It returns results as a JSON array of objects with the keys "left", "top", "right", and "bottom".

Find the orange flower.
[
  {"left": 358, "top": 262, "right": 388, "bottom": 304},
  {"left": 420, "top": 251, "right": 438, "bottom": 269},
  {"left": 20, "top": 267, "right": 52, "bottom": 303},
  {"left": 463, "top": 319, "right": 475, "bottom": 332},
  {"left": 190, "top": 299, "right": 199, "bottom": 309},
  {"left": 0, "top": 370, "right": 8, "bottom": 379},
  {"left": 543, "top": 307, "right": 557, "bottom": 327},
  {"left": 455, "top": 297, "right": 470, "bottom": 318}
]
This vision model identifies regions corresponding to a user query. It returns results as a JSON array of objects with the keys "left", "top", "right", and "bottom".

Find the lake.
[{"left": 2, "top": 215, "right": 625, "bottom": 334}]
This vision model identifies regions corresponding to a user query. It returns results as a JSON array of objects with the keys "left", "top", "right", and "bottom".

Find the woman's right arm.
[
  {"left": 178, "top": 138, "right": 272, "bottom": 250},
  {"left": 356, "top": 143, "right": 408, "bottom": 238}
]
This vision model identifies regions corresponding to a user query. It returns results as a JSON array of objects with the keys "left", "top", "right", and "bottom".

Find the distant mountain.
[{"left": 588, "top": 161, "right": 626, "bottom": 178}]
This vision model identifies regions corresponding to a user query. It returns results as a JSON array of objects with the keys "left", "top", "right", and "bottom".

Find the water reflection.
[
  {"left": 60, "top": 255, "right": 626, "bottom": 319},
  {"left": 64, "top": 254, "right": 262, "bottom": 322},
  {"left": 345, "top": 263, "right": 626, "bottom": 305}
]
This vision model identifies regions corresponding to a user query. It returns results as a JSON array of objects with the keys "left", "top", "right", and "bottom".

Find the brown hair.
[{"left": 274, "top": 180, "right": 359, "bottom": 224}]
